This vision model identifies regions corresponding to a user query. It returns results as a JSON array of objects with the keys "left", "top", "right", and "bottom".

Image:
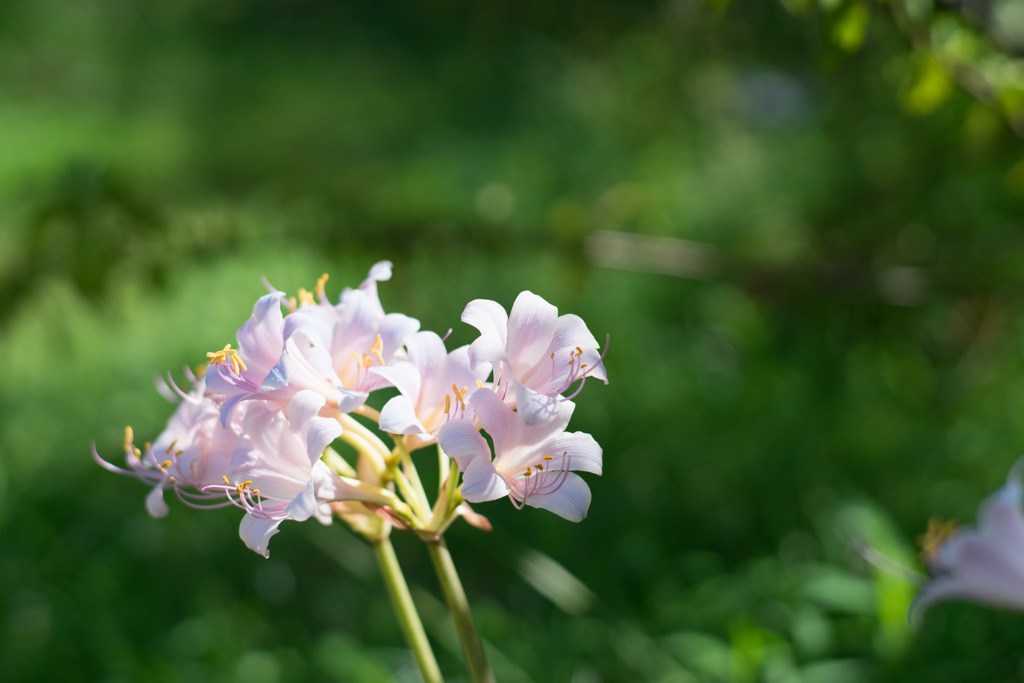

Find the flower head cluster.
[
  {"left": 96, "top": 263, "right": 607, "bottom": 556},
  {"left": 911, "top": 458, "right": 1024, "bottom": 619}
]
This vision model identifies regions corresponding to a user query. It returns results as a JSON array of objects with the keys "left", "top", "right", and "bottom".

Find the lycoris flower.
[
  {"left": 207, "top": 391, "right": 392, "bottom": 557},
  {"left": 268, "top": 261, "right": 420, "bottom": 415},
  {"left": 93, "top": 373, "right": 241, "bottom": 517},
  {"left": 912, "top": 458, "right": 1024, "bottom": 619},
  {"left": 462, "top": 291, "right": 607, "bottom": 424},
  {"left": 437, "top": 388, "right": 602, "bottom": 522},
  {"left": 373, "top": 330, "right": 490, "bottom": 449}
]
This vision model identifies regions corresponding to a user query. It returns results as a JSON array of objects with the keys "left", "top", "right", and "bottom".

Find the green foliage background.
[{"left": 5, "top": 1, "right": 1024, "bottom": 681}]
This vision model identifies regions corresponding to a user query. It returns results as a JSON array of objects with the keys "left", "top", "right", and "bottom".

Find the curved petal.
[
  {"left": 507, "top": 291, "right": 558, "bottom": 369},
  {"left": 239, "top": 514, "right": 282, "bottom": 558},
  {"left": 548, "top": 313, "right": 599, "bottom": 356},
  {"left": 284, "top": 479, "right": 320, "bottom": 522},
  {"left": 370, "top": 361, "right": 422, "bottom": 403},
  {"left": 379, "top": 314, "right": 422, "bottom": 359},
  {"left": 470, "top": 388, "right": 522, "bottom": 458},
  {"left": 524, "top": 472, "right": 591, "bottom": 522},
  {"left": 379, "top": 395, "right": 428, "bottom": 436},
  {"left": 438, "top": 419, "right": 490, "bottom": 471},
  {"left": 515, "top": 384, "right": 562, "bottom": 426},
  {"left": 461, "top": 456, "right": 509, "bottom": 503},
  {"left": 405, "top": 331, "right": 448, "bottom": 381},
  {"left": 469, "top": 335, "right": 510, "bottom": 369},
  {"left": 546, "top": 432, "right": 603, "bottom": 475},
  {"left": 462, "top": 299, "right": 508, "bottom": 344},
  {"left": 146, "top": 485, "right": 170, "bottom": 518}
]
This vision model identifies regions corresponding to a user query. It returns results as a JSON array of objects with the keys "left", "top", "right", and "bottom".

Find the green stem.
[
  {"left": 426, "top": 537, "right": 494, "bottom": 683},
  {"left": 372, "top": 536, "right": 444, "bottom": 683}
]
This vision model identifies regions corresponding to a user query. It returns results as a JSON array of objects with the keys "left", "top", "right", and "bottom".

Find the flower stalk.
[
  {"left": 426, "top": 536, "right": 494, "bottom": 683},
  {"left": 372, "top": 535, "right": 443, "bottom": 683}
]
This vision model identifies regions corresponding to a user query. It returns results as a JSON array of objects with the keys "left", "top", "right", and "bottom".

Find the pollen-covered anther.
[
  {"left": 297, "top": 288, "right": 315, "bottom": 307},
  {"left": 161, "top": 460, "right": 172, "bottom": 469},
  {"left": 123, "top": 426, "right": 134, "bottom": 452},
  {"left": 207, "top": 344, "right": 248, "bottom": 376},
  {"left": 450, "top": 384, "right": 468, "bottom": 411},
  {"left": 315, "top": 273, "right": 329, "bottom": 298},
  {"left": 919, "top": 515, "right": 958, "bottom": 563},
  {"left": 369, "top": 334, "right": 385, "bottom": 367},
  {"left": 165, "top": 439, "right": 178, "bottom": 455}
]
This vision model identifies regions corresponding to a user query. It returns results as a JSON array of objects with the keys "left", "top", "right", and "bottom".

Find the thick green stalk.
[
  {"left": 372, "top": 536, "right": 444, "bottom": 683},
  {"left": 426, "top": 537, "right": 494, "bottom": 683}
]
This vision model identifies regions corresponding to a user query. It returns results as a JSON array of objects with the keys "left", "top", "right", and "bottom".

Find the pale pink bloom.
[
  {"left": 92, "top": 373, "right": 241, "bottom": 517},
  {"left": 462, "top": 291, "right": 606, "bottom": 424},
  {"left": 205, "top": 290, "right": 290, "bottom": 422},
  {"left": 912, "top": 459, "right": 1024, "bottom": 619},
  {"left": 210, "top": 390, "right": 388, "bottom": 557},
  {"left": 437, "top": 388, "right": 601, "bottom": 522},
  {"left": 372, "top": 331, "right": 490, "bottom": 448},
  {"left": 266, "top": 261, "right": 420, "bottom": 415},
  {"left": 207, "top": 262, "right": 419, "bottom": 420}
]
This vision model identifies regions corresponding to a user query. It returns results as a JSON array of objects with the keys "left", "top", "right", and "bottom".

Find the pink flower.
[
  {"left": 210, "top": 391, "right": 388, "bottom": 557},
  {"left": 461, "top": 291, "right": 606, "bottom": 424},
  {"left": 437, "top": 388, "right": 602, "bottom": 522},
  {"left": 372, "top": 331, "right": 490, "bottom": 448},
  {"left": 912, "top": 459, "right": 1024, "bottom": 619},
  {"left": 266, "top": 261, "right": 420, "bottom": 415},
  {"left": 206, "top": 262, "right": 419, "bottom": 421},
  {"left": 93, "top": 373, "right": 244, "bottom": 517}
]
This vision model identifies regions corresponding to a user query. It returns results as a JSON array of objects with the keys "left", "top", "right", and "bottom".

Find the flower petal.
[
  {"left": 460, "top": 456, "right": 509, "bottom": 503},
  {"left": 514, "top": 384, "right": 562, "bottom": 426},
  {"left": 379, "top": 395, "right": 428, "bottom": 436},
  {"left": 239, "top": 514, "right": 282, "bottom": 558},
  {"left": 507, "top": 291, "right": 558, "bottom": 369},
  {"left": 284, "top": 479, "right": 320, "bottom": 522},
  {"left": 438, "top": 418, "right": 490, "bottom": 471},
  {"left": 547, "top": 432, "right": 603, "bottom": 475},
  {"left": 469, "top": 388, "right": 523, "bottom": 458},
  {"left": 462, "top": 299, "right": 508, "bottom": 344},
  {"left": 524, "top": 472, "right": 591, "bottom": 522},
  {"left": 146, "top": 485, "right": 170, "bottom": 518}
]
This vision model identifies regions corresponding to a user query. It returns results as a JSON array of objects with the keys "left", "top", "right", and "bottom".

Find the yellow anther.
[
  {"left": 174, "top": 450, "right": 184, "bottom": 457},
  {"left": 222, "top": 475, "right": 231, "bottom": 485},
  {"left": 543, "top": 455, "right": 553, "bottom": 460},
  {"left": 124, "top": 426, "right": 134, "bottom": 451},
  {"left": 168, "top": 476, "right": 176, "bottom": 484},
  {"left": 298, "top": 288, "right": 315, "bottom": 307},
  {"left": 444, "top": 395, "right": 451, "bottom": 414},
  {"left": 524, "top": 467, "right": 532, "bottom": 477},
  {"left": 315, "top": 273, "right": 329, "bottom": 298},
  {"left": 133, "top": 447, "right": 142, "bottom": 458},
  {"left": 286, "top": 296, "right": 297, "bottom": 313},
  {"left": 251, "top": 488, "right": 260, "bottom": 496},
  {"left": 476, "top": 380, "right": 484, "bottom": 388},
  {"left": 551, "top": 352, "right": 555, "bottom": 359},
  {"left": 207, "top": 344, "right": 248, "bottom": 375},
  {"left": 575, "top": 346, "right": 583, "bottom": 355},
  {"left": 235, "top": 480, "right": 253, "bottom": 493},
  {"left": 536, "top": 463, "right": 544, "bottom": 471},
  {"left": 580, "top": 363, "right": 588, "bottom": 369},
  {"left": 362, "top": 353, "right": 373, "bottom": 368},
  {"left": 165, "top": 439, "right": 178, "bottom": 455},
  {"left": 160, "top": 460, "right": 172, "bottom": 469},
  {"left": 452, "top": 383, "right": 466, "bottom": 410},
  {"left": 919, "top": 516, "right": 958, "bottom": 562},
  {"left": 370, "top": 334, "right": 385, "bottom": 366}
]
